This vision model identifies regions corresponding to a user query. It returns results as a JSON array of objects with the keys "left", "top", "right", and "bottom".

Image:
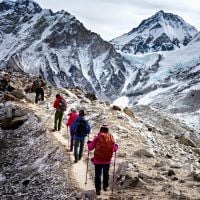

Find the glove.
[
  {"left": 114, "top": 144, "right": 118, "bottom": 152},
  {"left": 87, "top": 140, "right": 91, "bottom": 145}
]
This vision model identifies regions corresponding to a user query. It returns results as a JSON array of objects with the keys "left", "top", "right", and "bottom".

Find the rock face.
[
  {"left": 0, "top": 0, "right": 128, "bottom": 100},
  {"left": 110, "top": 10, "right": 197, "bottom": 54}
]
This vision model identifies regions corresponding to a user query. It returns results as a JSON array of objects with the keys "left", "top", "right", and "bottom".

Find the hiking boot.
[
  {"left": 96, "top": 190, "right": 101, "bottom": 195},
  {"left": 103, "top": 187, "right": 108, "bottom": 191},
  {"left": 74, "top": 159, "right": 78, "bottom": 163},
  {"left": 58, "top": 128, "right": 61, "bottom": 131},
  {"left": 52, "top": 129, "right": 57, "bottom": 132}
]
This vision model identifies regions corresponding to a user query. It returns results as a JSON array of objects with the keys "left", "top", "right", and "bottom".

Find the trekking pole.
[
  {"left": 67, "top": 126, "right": 71, "bottom": 162},
  {"left": 112, "top": 151, "right": 117, "bottom": 195},
  {"left": 67, "top": 126, "right": 69, "bottom": 148},
  {"left": 85, "top": 135, "right": 90, "bottom": 185},
  {"left": 42, "top": 109, "right": 55, "bottom": 126},
  {"left": 85, "top": 148, "right": 90, "bottom": 185}
]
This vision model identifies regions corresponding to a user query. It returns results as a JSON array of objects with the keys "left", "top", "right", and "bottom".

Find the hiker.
[
  {"left": 66, "top": 108, "right": 79, "bottom": 152},
  {"left": 52, "top": 94, "right": 67, "bottom": 131},
  {"left": 70, "top": 110, "right": 91, "bottom": 163},
  {"left": 87, "top": 125, "right": 118, "bottom": 195},
  {"left": 31, "top": 76, "right": 45, "bottom": 104}
]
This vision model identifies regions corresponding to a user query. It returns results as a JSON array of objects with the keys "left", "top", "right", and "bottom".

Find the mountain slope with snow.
[
  {"left": 110, "top": 10, "right": 198, "bottom": 54},
  {"left": 0, "top": 0, "right": 129, "bottom": 100},
  {"left": 115, "top": 31, "right": 200, "bottom": 131}
]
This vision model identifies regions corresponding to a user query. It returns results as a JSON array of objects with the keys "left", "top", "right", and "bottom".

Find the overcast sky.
[{"left": 34, "top": 0, "right": 200, "bottom": 40}]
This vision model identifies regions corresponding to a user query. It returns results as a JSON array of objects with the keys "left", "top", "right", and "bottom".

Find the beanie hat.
[
  {"left": 79, "top": 109, "right": 86, "bottom": 116},
  {"left": 100, "top": 124, "right": 109, "bottom": 133},
  {"left": 56, "top": 94, "right": 60, "bottom": 98},
  {"left": 70, "top": 108, "right": 76, "bottom": 112}
]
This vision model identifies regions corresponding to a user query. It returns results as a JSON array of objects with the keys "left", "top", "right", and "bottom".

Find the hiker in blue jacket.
[{"left": 70, "top": 110, "right": 91, "bottom": 163}]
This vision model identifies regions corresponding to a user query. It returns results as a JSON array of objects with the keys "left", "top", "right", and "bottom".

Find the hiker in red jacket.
[
  {"left": 66, "top": 108, "right": 79, "bottom": 152},
  {"left": 88, "top": 125, "right": 118, "bottom": 195},
  {"left": 52, "top": 94, "right": 67, "bottom": 131}
]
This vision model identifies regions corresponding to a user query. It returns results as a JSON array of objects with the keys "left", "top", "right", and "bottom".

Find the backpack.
[
  {"left": 75, "top": 119, "right": 88, "bottom": 137},
  {"left": 32, "top": 80, "right": 42, "bottom": 90},
  {"left": 94, "top": 133, "right": 115, "bottom": 162},
  {"left": 60, "top": 98, "right": 67, "bottom": 111}
]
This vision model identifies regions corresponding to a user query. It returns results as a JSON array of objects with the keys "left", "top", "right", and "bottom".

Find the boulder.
[
  {"left": 3, "top": 93, "right": 17, "bottom": 101},
  {"left": 192, "top": 148, "right": 200, "bottom": 156},
  {"left": 85, "top": 93, "right": 97, "bottom": 101},
  {"left": 178, "top": 135, "right": 196, "bottom": 147},
  {"left": 11, "top": 89, "right": 26, "bottom": 99},
  {"left": 112, "top": 105, "right": 121, "bottom": 111},
  {"left": 123, "top": 107, "right": 134, "bottom": 117},
  {"left": 134, "top": 148, "right": 155, "bottom": 158}
]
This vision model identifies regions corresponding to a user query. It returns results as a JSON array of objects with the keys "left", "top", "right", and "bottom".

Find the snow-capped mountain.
[
  {"left": 1, "top": 0, "right": 200, "bottom": 133},
  {"left": 110, "top": 10, "right": 198, "bottom": 54},
  {"left": 0, "top": 0, "right": 129, "bottom": 100},
  {"left": 114, "top": 31, "right": 200, "bottom": 131}
]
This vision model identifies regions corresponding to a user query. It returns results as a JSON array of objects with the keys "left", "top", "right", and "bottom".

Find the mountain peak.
[
  {"left": 110, "top": 11, "right": 198, "bottom": 54},
  {"left": 155, "top": 10, "right": 165, "bottom": 15}
]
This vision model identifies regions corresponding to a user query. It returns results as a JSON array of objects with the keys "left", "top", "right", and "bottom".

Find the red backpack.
[{"left": 94, "top": 132, "right": 115, "bottom": 162}]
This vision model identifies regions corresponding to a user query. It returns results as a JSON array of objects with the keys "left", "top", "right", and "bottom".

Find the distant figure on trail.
[
  {"left": 87, "top": 125, "right": 118, "bottom": 196},
  {"left": 52, "top": 94, "right": 67, "bottom": 132},
  {"left": 66, "top": 108, "right": 79, "bottom": 152},
  {"left": 31, "top": 76, "right": 45, "bottom": 104},
  {"left": 70, "top": 110, "right": 91, "bottom": 163}
]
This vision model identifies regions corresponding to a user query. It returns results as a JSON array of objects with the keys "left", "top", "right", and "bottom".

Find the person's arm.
[
  {"left": 86, "top": 123, "right": 91, "bottom": 134},
  {"left": 53, "top": 98, "right": 59, "bottom": 109},
  {"left": 88, "top": 134, "right": 99, "bottom": 151},
  {"left": 66, "top": 115, "right": 72, "bottom": 127},
  {"left": 70, "top": 119, "right": 77, "bottom": 134}
]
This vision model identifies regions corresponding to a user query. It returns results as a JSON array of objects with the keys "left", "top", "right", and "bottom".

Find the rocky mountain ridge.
[
  {"left": 0, "top": 70, "right": 200, "bottom": 199},
  {"left": 110, "top": 10, "right": 198, "bottom": 54},
  {"left": 0, "top": 0, "right": 128, "bottom": 101}
]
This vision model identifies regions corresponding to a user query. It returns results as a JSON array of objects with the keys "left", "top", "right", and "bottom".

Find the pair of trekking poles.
[{"left": 85, "top": 141, "right": 117, "bottom": 195}]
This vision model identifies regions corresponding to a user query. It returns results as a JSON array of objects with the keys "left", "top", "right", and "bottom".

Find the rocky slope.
[
  {"left": 0, "top": 70, "right": 200, "bottom": 199},
  {"left": 110, "top": 10, "right": 197, "bottom": 54}
]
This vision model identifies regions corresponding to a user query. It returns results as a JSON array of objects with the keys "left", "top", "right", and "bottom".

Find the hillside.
[{"left": 0, "top": 70, "right": 200, "bottom": 199}]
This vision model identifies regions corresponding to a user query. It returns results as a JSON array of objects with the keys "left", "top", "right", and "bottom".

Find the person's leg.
[
  {"left": 54, "top": 111, "right": 59, "bottom": 130},
  {"left": 35, "top": 89, "right": 39, "bottom": 103},
  {"left": 74, "top": 140, "right": 79, "bottom": 162},
  {"left": 40, "top": 88, "right": 44, "bottom": 101},
  {"left": 58, "top": 111, "right": 64, "bottom": 131},
  {"left": 103, "top": 164, "right": 110, "bottom": 191},
  {"left": 70, "top": 132, "right": 74, "bottom": 152},
  {"left": 95, "top": 164, "right": 103, "bottom": 195},
  {"left": 79, "top": 140, "right": 85, "bottom": 160}
]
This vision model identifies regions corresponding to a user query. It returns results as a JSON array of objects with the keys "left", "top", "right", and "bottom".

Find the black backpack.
[{"left": 75, "top": 119, "right": 88, "bottom": 137}]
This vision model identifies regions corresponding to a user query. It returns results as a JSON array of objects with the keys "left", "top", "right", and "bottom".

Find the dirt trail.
[
  {"left": 27, "top": 101, "right": 96, "bottom": 193},
  {"left": 52, "top": 130, "right": 95, "bottom": 191}
]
